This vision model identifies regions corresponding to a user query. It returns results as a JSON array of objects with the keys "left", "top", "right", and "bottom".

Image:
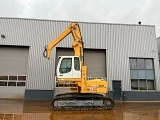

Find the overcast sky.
[{"left": 0, "top": 0, "right": 160, "bottom": 37}]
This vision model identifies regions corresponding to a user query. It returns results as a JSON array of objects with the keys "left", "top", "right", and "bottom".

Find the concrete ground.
[{"left": 0, "top": 99, "right": 160, "bottom": 120}]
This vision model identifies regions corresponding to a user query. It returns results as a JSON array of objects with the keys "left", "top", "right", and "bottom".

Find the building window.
[
  {"left": 129, "top": 58, "right": 155, "bottom": 90},
  {"left": 0, "top": 75, "right": 26, "bottom": 87}
]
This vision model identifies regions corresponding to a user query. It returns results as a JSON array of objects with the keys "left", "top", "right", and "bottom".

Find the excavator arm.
[{"left": 43, "top": 22, "right": 84, "bottom": 63}]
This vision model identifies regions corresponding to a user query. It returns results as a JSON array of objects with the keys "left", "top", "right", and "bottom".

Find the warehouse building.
[{"left": 0, "top": 17, "right": 159, "bottom": 101}]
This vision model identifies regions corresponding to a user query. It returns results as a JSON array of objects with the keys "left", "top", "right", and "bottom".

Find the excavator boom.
[{"left": 43, "top": 22, "right": 84, "bottom": 64}]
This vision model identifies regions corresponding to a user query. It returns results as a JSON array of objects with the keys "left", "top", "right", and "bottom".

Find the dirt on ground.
[{"left": 0, "top": 99, "right": 160, "bottom": 120}]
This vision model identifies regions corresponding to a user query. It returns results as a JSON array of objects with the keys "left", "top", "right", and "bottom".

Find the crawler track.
[{"left": 51, "top": 93, "right": 114, "bottom": 111}]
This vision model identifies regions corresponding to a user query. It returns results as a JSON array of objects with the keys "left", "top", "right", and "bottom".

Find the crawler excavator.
[{"left": 43, "top": 22, "right": 114, "bottom": 111}]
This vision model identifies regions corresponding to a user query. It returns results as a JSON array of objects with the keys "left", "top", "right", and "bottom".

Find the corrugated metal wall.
[
  {"left": 0, "top": 18, "right": 159, "bottom": 91},
  {"left": 157, "top": 37, "right": 160, "bottom": 54}
]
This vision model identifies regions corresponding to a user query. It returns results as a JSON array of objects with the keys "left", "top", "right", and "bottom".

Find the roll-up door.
[
  {"left": 55, "top": 48, "right": 106, "bottom": 78},
  {"left": 0, "top": 46, "right": 29, "bottom": 99}
]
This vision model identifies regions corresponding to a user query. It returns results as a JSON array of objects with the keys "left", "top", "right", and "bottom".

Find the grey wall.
[
  {"left": 24, "top": 90, "right": 53, "bottom": 100},
  {"left": 122, "top": 91, "right": 160, "bottom": 101},
  {"left": 0, "top": 18, "right": 159, "bottom": 92},
  {"left": 157, "top": 37, "right": 160, "bottom": 53},
  {"left": 157, "top": 37, "right": 160, "bottom": 59}
]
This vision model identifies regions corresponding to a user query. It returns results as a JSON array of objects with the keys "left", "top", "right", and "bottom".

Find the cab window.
[
  {"left": 59, "top": 58, "right": 72, "bottom": 74},
  {"left": 74, "top": 57, "right": 80, "bottom": 70}
]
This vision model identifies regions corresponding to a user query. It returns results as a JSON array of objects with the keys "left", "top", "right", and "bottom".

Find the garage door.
[
  {"left": 55, "top": 48, "right": 106, "bottom": 78},
  {"left": 0, "top": 46, "right": 29, "bottom": 99}
]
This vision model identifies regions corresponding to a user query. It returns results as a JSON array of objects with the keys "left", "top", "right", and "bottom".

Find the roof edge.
[{"left": 0, "top": 17, "right": 155, "bottom": 27}]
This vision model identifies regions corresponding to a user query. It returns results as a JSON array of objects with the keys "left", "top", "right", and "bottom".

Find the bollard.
[{"left": 122, "top": 93, "right": 126, "bottom": 101}]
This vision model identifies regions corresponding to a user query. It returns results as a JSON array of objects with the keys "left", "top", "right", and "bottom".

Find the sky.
[{"left": 0, "top": 0, "right": 160, "bottom": 37}]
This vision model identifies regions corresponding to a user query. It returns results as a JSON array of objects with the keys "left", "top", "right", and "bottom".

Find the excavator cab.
[
  {"left": 57, "top": 56, "right": 81, "bottom": 79},
  {"left": 55, "top": 56, "right": 82, "bottom": 92}
]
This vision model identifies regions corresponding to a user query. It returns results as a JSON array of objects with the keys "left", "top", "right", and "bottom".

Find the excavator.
[{"left": 43, "top": 22, "right": 114, "bottom": 111}]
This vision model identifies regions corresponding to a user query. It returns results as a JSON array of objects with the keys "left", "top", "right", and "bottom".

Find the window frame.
[
  {"left": 59, "top": 58, "right": 72, "bottom": 74},
  {"left": 74, "top": 57, "right": 80, "bottom": 71},
  {"left": 0, "top": 75, "right": 26, "bottom": 87},
  {"left": 129, "top": 58, "right": 155, "bottom": 91}
]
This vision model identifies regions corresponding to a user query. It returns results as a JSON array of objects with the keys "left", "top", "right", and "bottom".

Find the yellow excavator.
[{"left": 43, "top": 22, "right": 114, "bottom": 111}]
